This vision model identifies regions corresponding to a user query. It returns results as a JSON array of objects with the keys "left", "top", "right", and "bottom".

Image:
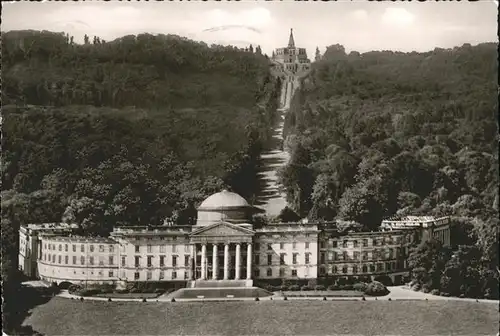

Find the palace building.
[{"left": 19, "top": 190, "right": 451, "bottom": 288}]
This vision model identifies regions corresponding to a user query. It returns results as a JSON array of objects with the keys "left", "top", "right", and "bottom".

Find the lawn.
[{"left": 24, "top": 298, "right": 499, "bottom": 335}]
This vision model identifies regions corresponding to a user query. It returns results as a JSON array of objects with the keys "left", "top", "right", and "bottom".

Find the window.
[
  {"left": 109, "top": 271, "right": 114, "bottom": 277},
  {"left": 363, "top": 239, "right": 368, "bottom": 247},
  {"left": 109, "top": 256, "right": 114, "bottom": 265},
  {"left": 52, "top": 255, "right": 56, "bottom": 262},
  {"left": 333, "top": 251, "right": 338, "bottom": 261},
  {"left": 343, "top": 241, "right": 348, "bottom": 248},
  {"left": 320, "top": 253, "right": 325, "bottom": 264},
  {"left": 370, "top": 264, "right": 375, "bottom": 272},
  {"left": 291, "top": 269, "right": 298, "bottom": 276},
  {"left": 184, "top": 255, "right": 189, "bottom": 266},
  {"left": 160, "top": 256, "right": 165, "bottom": 267},
  {"left": 363, "top": 251, "right": 368, "bottom": 260},
  {"left": 72, "top": 245, "right": 76, "bottom": 252},
  {"left": 135, "top": 256, "right": 140, "bottom": 267},
  {"left": 147, "top": 271, "right": 152, "bottom": 280},
  {"left": 332, "top": 266, "right": 338, "bottom": 274},
  {"left": 352, "top": 266, "right": 358, "bottom": 274},
  {"left": 159, "top": 271, "right": 164, "bottom": 280},
  {"left": 266, "top": 268, "right": 272, "bottom": 277},
  {"left": 147, "top": 245, "right": 152, "bottom": 253},
  {"left": 279, "top": 268, "right": 285, "bottom": 277},
  {"left": 98, "top": 271, "right": 103, "bottom": 276},
  {"left": 90, "top": 245, "right": 94, "bottom": 252},
  {"left": 253, "top": 255, "right": 259, "bottom": 265},
  {"left": 184, "top": 271, "right": 189, "bottom": 279},
  {"left": 343, "top": 251, "right": 348, "bottom": 261},
  {"left": 280, "top": 242, "right": 284, "bottom": 250},
  {"left": 81, "top": 244, "right": 85, "bottom": 252},
  {"left": 254, "top": 243, "right": 260, "bottom": 251},
  {"left": 353, "top": 240, "right": 358, "bottom": 248},
  {"left": 342, "top": 266, "right": 348, "bottom": 274},
  {"left": 147, "top": 256, "right": 153, "bottom": 267},
  {"left": 305, "top": 253, "right": 310, "bottom": 264},
  {"left": 58, "top": 255, "right": 61, "bottom": 264},
  {"left": 81, "top": 256, "right": 85, "bottom": 265},
  {"left": 389, "top": 248, "right": 394, "bottom": 259},
  {"left": 292, "top": 242, "right": 297, "bottom": 250},
  {"left": 99, "top": 257, "right": 104, "bottom": 266},
  {"left": 89, "top": 256, "right": 94, "bottom": 265},
  {"left": 135, "top": 245, "right": 140, "bottom": 253},
  {"left": 172, "top": 271, "right": 177, "bottom": 279},
  {"left": 172, "top": 255, "right": 177, "bottom": 267},
  {"left": 109, "top": 245, "right": 114, "bottom": 253},
  {"left": 59, "top": 244, "right": 62, "bottom": 251},
  {"left": 73, "top": 256, "right": 77, "bottom": 264},
  {"left": 377, "top": 263, "right": 383, "bottom": 272},
  {"left": 99, "top": 245, "right": 104, "bottom": 252},
  {"left": 65, "top": 244, "right": 68, "bottom": 252},
  {"left": 305, "top": 242, "right": 310, "bottom": 249},
  {"left": 267, "top": 254, "right": 272, "bottom": 266},
  {"left": 362, "top": 265, "right": 368, "bottom": 273},
  {"left": 254, "top": 269, "right": 260, "bottom": 277},
  {"left": 65, "top": 255, "right": 68, "bottom": 264},
  {"left": 320, "top": 241, "right": 325, "bottom": 249},
  {"left": 121, "top": 256, "right": 126, "bottom": 266},
  {"left": 386, "top": 262, "right": 392, "bottom": 271},
  {"left": 160, "top": 245, "right": 166, "bottom": 253},
  {"left": 172, "top": 245, "right": 177, "bottom": 253},
  {"left": 279, "top": 253, "right": 286, "bottom": 265},
  {"left": 353, "top": 251, "right": 360, "bottom": 260},
  {"left": 292, "top": 253, "right": 298, "bottom": 265},
  {"left": 134, "top": 272, "right": 140, "bottom": 280},
  {"left": 332, "top": 241, "right": 337, "bottom": 248},
  {"left": 267, "top": 243, "right": 272, "bottom": 251}
]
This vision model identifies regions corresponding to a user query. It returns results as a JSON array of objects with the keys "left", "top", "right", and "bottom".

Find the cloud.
[{"left": 381, "top": 8, "right": 415, "bottom": 27}]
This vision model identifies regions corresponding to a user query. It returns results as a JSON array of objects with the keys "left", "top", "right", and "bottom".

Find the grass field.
[{"left": 23, "top": 298, "right": 498, "bottom": 335}]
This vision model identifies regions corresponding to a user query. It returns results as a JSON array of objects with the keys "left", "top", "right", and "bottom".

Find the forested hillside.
[
  {"left": 1, "top": 30, "right": 279, "bottom": 333},
  {"left": 280, "top": 43, "right": 498, "bottom": 298}
]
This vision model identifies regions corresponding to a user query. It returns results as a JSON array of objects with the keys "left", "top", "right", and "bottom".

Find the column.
[
  {"left": 201, "top": 244, "right": 207, "bottom": 280},
  {"left": 223, "top": 243, "right": 229, "bottom": 280},
  {"left": 190, "top": 244, "right": 196, "bottom": 280},
  {"left": 246, "top": 243, "right": 252, "bottom": 280},
  {"left": 235, "top": 243, "right": 241, "bottom": 280},
  {"left": 212, "top": 244, "right": 218, "bottom": 280}
]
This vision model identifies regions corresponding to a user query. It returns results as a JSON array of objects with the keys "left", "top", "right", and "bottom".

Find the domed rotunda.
[{"left": 196, "top": 189, "right": 263, "bottom": 227}]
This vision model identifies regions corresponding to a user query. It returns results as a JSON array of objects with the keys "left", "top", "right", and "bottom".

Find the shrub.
[
  {"left": 411, "top": 283, "right": 422, "bottom": 291},
  {"left": 300, "top": 285, "right": 312, "bottom": 291},
  {"left": 430, "top": 289, "right": 440, "bottom": 295},
  {"left": 315, "top": 285, "right": 326, "bottom": 291},
  {"left": 364, "top": 281, "right": 389, "bottom": 297},
  {"left": 374, "top": 275, "right": 393, "bottom": 286},
  {"left": 440, "top": 292, "right": 450, "bottom": 297},
  {"left": 422, "top": 286, "right": 431, "bottom": 294},
  {"left": 130, "top": 288, "right": 140, "bottom": 293},
  {"left": 279, "top": 285, "right": 288, "bottom": 291},
  {"left": 154, "top": 288, "right": 165, "bottom": 294},
  {"left": 353, "top": 282, "right": 368, "bottom": 292},
  {"left": 327, "top": 284, "right": 338, "bottom": 291},
  {"left": 289, "top": 285, "right": 300, "bottom": 291},
  {"left": 142, "top": 298, "right": 147, "bottom": 302},
  {"left": 68, "top": 284, "right": 82, "bottom": 294},
  {"left": 77, "top": 289, "right": 101, "bottom": 297}
]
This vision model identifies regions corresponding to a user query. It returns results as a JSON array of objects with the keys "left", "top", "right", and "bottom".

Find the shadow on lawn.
[{"left": 11, "top": 285, "right": 58, "bottom": 335}]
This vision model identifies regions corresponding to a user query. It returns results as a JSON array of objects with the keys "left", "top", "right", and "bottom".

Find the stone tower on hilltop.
[{"left": 270, "top": 29, "right": 312, "bottom": 109}]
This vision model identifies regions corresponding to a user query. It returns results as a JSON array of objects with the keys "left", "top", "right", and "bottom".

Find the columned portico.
[{"left": 189, "top": 221, "right": 255, "bottom": 282}]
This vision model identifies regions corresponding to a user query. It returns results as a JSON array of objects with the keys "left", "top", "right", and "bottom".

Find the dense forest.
[
  {"left": 280, "top": 43, "right": 498, "bottom": 298},
  {"left": 1, "top": 30, "right": 279, "bottom": 334}
]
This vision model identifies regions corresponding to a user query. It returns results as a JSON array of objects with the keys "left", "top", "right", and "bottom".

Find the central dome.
[{"left": 198, "top": 189, "right": 249, "bottom": 210}]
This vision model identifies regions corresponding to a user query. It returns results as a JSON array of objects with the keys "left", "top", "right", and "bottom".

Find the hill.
[
  {"left": 280, "top": 42, "right": 498, "bottom": 299},
  {"left": 1, "top": 30, "right": 279, "bottom": 334}
]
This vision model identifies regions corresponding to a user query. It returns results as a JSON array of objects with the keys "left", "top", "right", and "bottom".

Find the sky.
[{"left": 2, "top": 1, "right": 498, "bottom": 58}]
